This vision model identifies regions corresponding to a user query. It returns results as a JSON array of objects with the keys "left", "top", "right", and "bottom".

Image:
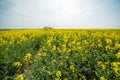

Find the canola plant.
[{"left": 0, "top": 29, "right": 120, "bottom": 80}]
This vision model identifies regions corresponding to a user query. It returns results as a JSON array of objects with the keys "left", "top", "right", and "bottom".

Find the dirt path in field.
[
  {"left": 14, "top": 47, "right": 40, "bottom": 79},
  {"left": 24, "top": 49, "right": 40, "bottom": 77}
]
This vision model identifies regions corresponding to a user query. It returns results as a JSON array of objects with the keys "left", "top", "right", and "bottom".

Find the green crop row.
[{"left": 0, "top": 29, "right": 120, "bottom": 80}]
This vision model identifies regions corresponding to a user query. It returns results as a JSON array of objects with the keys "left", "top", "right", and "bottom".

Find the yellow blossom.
[
  {"left": 24, "top": 69, "right": 27, "bottom": 72},
  {"left": 115, "top": 43, "right": 120, "bottom": 48},
  {"left": 98, "top": 43, "right": 102, "bottom": 47},
  {"left": 83, "top": 40, "right": 88, "bottom": 45},
  {"left": 78, "top": 47, "right": 82, "bottom": 50},
  {"left": 111, "top": 62, "right": 120, "bottom": 76},
  {"left": 65, "top": 56, "right": 69, "bottom": 59},
  {"left": 14, "top": 62, "right": 22, "bottom": 68},
  {"left": 100, "top": 76, "right": 107, "bottom": 80},
  {"left": 56, "top": 71, "right": 62, "bottom": 77},
  {"left": 54, "top": 77, "right": 61, "bottom": 80},
  {"left": 23, "top": 53, "right": 32, "bottom": 62},
  {"left": 105, "top": 38, "right": 112, "bottom": 45},
  {"left": 37, "top": 53, "right": 42, "bottom": 58},
  {"left": 42, "top": 52, "right": 46, "bottom": 56},
  {"left": 98, "top": 39, "right": 102, "bottom": 47},
  {"left": 67, "top": 49, "right": 71, "bottom": 53},
  {"left": 52, "top": 59, "right": 57, "bottom": 63},
  {"left": 62, "top": 44, "right": 66, "bottom": 48},
  {"left": 15, "top": 74, "right": 24, "bottom": 80},
  {"left": 115, "top": 52, "right": 120, "bottom": 59},
  {"left": 48, "top": 71, "right": 52, "bottom": 76},
  {"left": 97, "top": 61, "right": 106, "bottom": 69},
  {"left": 53, "top": 45, "right": 56, "bottom": 51},
  {"left": 47, "top": 39, "right": 51, "bottom": 45},
  {"left": 111, "top": 62, "right": 120, "bottom": 68},
  {"left": 113, "top": 68, "right": 120, "bottom": 75},
  {"left": 64, "top": 78, "right": 68, "bottom": 80},
  {"left": 105, "top": 45, "right": 110, "bottom": 51},
  {"left": 70, "top": 65, "right": 75, "bottom": 72},
  {"left": 102, "top": 54, "right": 108, "bottom": 58}
]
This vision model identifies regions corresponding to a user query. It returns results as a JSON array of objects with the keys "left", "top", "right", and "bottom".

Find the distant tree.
[{"left": 43, "top": 26, "right": 53, "bottom": 29}]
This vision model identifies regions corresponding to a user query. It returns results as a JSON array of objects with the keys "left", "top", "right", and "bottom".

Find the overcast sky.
[{"left": 0, "top": 0, "right": 120, "bottom": 29}]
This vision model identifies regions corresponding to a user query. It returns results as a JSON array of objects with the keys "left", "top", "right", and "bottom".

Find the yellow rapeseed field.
[{"left": 0, "top": 29, "right": 120, "bottom": 80}]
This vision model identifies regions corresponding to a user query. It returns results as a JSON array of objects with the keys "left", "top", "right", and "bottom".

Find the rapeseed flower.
[
  {"left": 64, "top": 78, "right": 68, "bottom": 80},
  {"left": 111, "top": 62, "right": 120, "bottom": 76},
  {"left": 111, "top": 62, "right": 120, "bottom": 68},
  {"left": 83, "top": 40, "right": 88, "bottom": 45},
  {"left": 62, "top": 44, "right": 66, "bottom": 48},
  {"left": 15, "top": 74, "right": 24, "bottom": 80},
  {"left": 115, "top": 52, "right": 120, "bottom": 59},
  {"left": 36, "top": 53, "right": 42, "bottom": 58},
  {"left": 105, "top": 45, "right": 110, "bottom": 51},
  {"left": 100, "top": 76, "right": 107, "bottom": 80},
  {"left": 56, "top": 71, "right": 62, "bottom": 77},
  {"left": 113, "top": 68, "right": 120, "bottom": 75},
  {"left": 70, "top": 65, "right": 75, "bottom": 72},
  {"left": 42, "top": 52, "right": 46, "bottom": 56},
  {"left": 52, "top": 59, "right": 57, "bottom": 63},
  {"left": 115, "top": 43, "right": 120, "bottom": 48},
  {"left": 97, "top": 61, "right": 106, "bottom": 69},
  {"left": 23, "top": 53, "right": 32, "bottom": 62},
  {"left": 53, "top": 45, "right": 56, "bottom": 51},
  {"left": 102, "top": 54, "right": 108, "bottom": 58},
  {"left": 105, "top": 38, "right": 112, "bottom": 45},
  {"left": 47, "top": 39, "right": 51, "bottom": 45},
  {"left": 47, "top": 71, "right": 52, "bottom": 76},
  {"left": 14, "top": 62, "right": 22, "bottom": 68},
  {"left": 54, "top": 77, "right": 61, "bottom": 80}
]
